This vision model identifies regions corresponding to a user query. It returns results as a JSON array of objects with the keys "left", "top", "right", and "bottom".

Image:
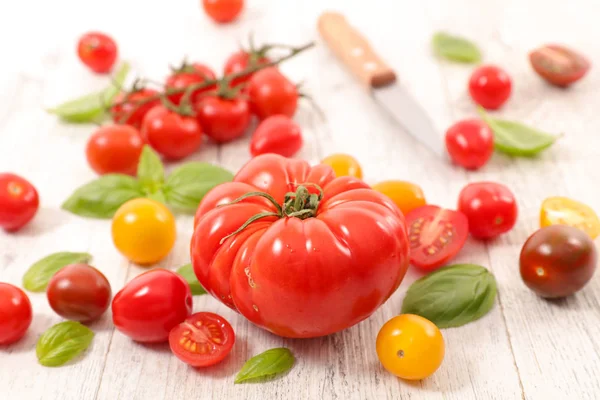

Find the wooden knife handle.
[{"left": 317, "top": 11, "right": 396, "bottom": 88}]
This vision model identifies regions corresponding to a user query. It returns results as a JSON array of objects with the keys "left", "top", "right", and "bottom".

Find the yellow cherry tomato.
[
  {"left": 540, "top": 196, "right": 600, "bottom": 239},
  {"left": 371, "top": 180, "right": 426, "bottom": 216},
  {"left": 321, "top": 153, "right": 363, "bottom": 179},
  {"left": 376, "top": 314, "right": 445, "bottom": 380},
  {"left": 112, "top": 198, "right": 176, "bottom": 265}
]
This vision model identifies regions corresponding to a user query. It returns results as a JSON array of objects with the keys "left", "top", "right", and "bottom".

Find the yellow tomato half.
[
  {"left": 112, "top": 198, "right": 176, "bottom": 265},
  {"left": 540, "top": 196, "right": 600, "bottom": 239},
  {"left": 321, "top": 153, "right": 363, "bottom": 179},
  {"left": 376, "top": 314, "right": 445, "bottom": 380},
  {"left": 371, "top": 181, "right": 426, "bottom": 216}
]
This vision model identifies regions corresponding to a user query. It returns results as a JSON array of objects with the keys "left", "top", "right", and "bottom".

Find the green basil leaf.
[
  {"left": 47, "top": 62, "right": 130, "bottom": 123},
  {"left": 36, "top": 321, "right": 94, "bottom": 367},
  {"left": 478, "top": 108, "right": 559, "bottom": 156},
  {"left": 146, "top": 188, "right": 167, "bottom": 204},
  {"left": 401, "top": 264, "right": 497, "bottom": 328},
  {"left": 62, "top": 174, "right": 144, "bottom": 219},
  {"left": 22, "top": 252, "right": 92, "bottom": 292},
  {"left": 432, "top": 32, "right": 481, "bottom": 63},
  {"left": 235, "top": 348, "right": 295, "bottom": 384},
  {"left": 137, "top": 146, "right": 165, "bottom": 193},
  {"left": 176, "top": 263, "right": 207, "bottom": 295},
  {"left": 164, "top": 163, "right": 234, "bottom": 214}
]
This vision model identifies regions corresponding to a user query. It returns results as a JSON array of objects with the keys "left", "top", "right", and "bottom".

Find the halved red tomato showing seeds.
[
  {"left": 168, "top": 312, "right": 235, "bottom": 367},
  {"left": 405, "top": 205, "right": 469, "bottom": 271},
  {"left": 529, "top": 44, "right": 590, "bottom": 87}
]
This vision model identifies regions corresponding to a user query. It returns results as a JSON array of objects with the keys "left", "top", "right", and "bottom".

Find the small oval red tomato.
[
  {"left": 77, "top": 32, "right": 118, "bottom": 74},
  {"left": 250, "top": 115, "right": 303, "bottom": 158},
  {"left": 202, "top": 0, "right": 243, "bottom": 23},
  {"left": 166, "top": 63, "right": 216, "bottom": 105},
  {"left": 468, "top": 65, "right": 512, "bottom": 110},
  {"left": 111, "top": 88, "right": 161, "bottom": 128},
  {"left": 520, "top": 225, "right": 597, "bottom": 298},
  {"left": 445, "top": 119, "right": 494, "bottom": 170},
  {"left": 405, "top": 205, "right": 469, "bottom": 271},
  {"left": 195, "top": 96, "right": 251, "bottom": 143},
  {"left": 0, "top": 283, "right": 32, "bottom": 345},
  {"left": 224, "top": 50, "right": 271, "bottom": 88},
  {"left": 458, "top": 182, "right": 517, "bottom": 239},
  {"left": 169, "top": 312, "right": 235, "bottom": 367},
  {"left": 529, "top": 44, "right": 590, "bottom": 87},
  {"left": 248, "top": 67, "right": 298, "bottom": 120},
  {"left": 112, "top": 269, "right": 192, "bottom": 343},
  {"left": 86, "top": 125, "right": 144, "bottom": 176},
  {"left": 47, "top": 264, "right": 112, "bottom": 323},
  {"left": 141, "top": 105, "right": 203, "bottom": 161},
  {"left": 0, "top": 173, "right": 39, "bottom": 232}
]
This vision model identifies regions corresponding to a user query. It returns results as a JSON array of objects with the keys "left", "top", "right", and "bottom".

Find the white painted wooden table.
[{"left": 1, "top": 0, "right": 599, "bottom": 399}]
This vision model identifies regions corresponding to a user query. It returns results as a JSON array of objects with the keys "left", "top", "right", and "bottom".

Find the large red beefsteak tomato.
[{"left": 191, "top": 154, "right": 409, "bottom": 338}]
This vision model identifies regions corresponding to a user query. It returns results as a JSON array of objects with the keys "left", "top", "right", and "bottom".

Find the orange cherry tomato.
[
  {"left": 320, "top": 154, "right": 363, "bottom": 179},
  {"left": 540, "top": 196, "right": 600, "bottom": 239},
  {"left": 371, "top": 181, "right": 426, "bottom": 216}
]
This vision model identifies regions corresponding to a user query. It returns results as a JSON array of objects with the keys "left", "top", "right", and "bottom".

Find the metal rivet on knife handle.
[{"left": 317, "top": 12, "right": 397, "bottom": 88}]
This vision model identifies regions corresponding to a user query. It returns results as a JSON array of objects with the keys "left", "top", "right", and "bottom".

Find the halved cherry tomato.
[
  {"left": 195, "top": 96, "right": 251, "bottom": 143},
  {"left": 165, "top": 63, "right": 216, "bottom": 105},
  {"left": 248, "top": 67, "right": 298, "bottom": 120},
  {"left": 77, "top": 32, "right": 118, "bottom": 74},
  {"left": 111, "top": 88, "right": 161, "bottom": 128},
  {"left": 86, "top": 125, "right": 144, "bottom": 176},
  {"left": 445, "top": 119, "right": 494, "bottom": 170},
  {"left": 0, "top": 173, "right": 39, "bottom": 232},
  {"left": 202, "top": 0, "right": 244, "bottom": 23},
  {"left": 224, "top": 50, "right": 271, "bottom": 88},
  {"left": 250, "top": 115, "right": 303, "bottom": 158},
  {"left": 376, "top": 314, "right": 445, "bottom": 380},
  {"left": 169, "top": 312, "right": 235, "bottom": 367},
  {"left": 320, "top": 154, "right": 363, "bottom": 179},
  {"left": 371, "top": 181, "right": 426, "bottom": 216},
  {"left": 529, "top": 44, "right": 590, "bottom": 87},
  {"left": 0, "top": 283, "right": 32, "bottom": 345},
  {"left": 540, "top": 196, "right": 600, "bottom": 239},
  {"left": 405, "top": 205, "right": 469, "bottom": 271},
  {"left": 468, "top": 65, "right": 512, "bottom": 110}
]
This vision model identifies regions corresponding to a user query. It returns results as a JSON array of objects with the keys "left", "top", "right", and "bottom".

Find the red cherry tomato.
[
  {"left": 111, "top": 88, "right": 161, "bottom": 128},
  {"left": 445, "top": 119, "right": 494, "bottom": 170},
  {"left": 250, "top": 115, "right": 303, "bottom": 158},
  {"left": 195, "top": 96, "right": 251, "bottom": 143},
  {"left": 405, "top": 205, "right": 469, "bottom": 271},
  {"left": 86, "top": 125, "right": 144, "bottom": 176},
  {"left": 202, "top": 0, "right": 244, "bottom": 23},
  {"left": 0, "top": 283, "right": 32, "bottom": 345},
  {"left": 165, "top": 63, "right": 216, "bottom": 105},
  {"left": 47, "top": 264, "right": 112, "bottom": 323},
  {"left": 0, "top": 173, "right": 39, "bottom": 232},
  {"left": 112, "top": 269, "right": 193, "bottom": 343},
  {"left": 458, "top": 182, "right": 518, "bottom": 240},
  {"left": 77, "top": 32, "right": 118, "bottom": 74},
  {"left": 224, "top": 50, "right": 271, "bottom": 88},
  {"left": 169, "top": 312, "right": 235, "bottom": 367},
  {"left": 248, "top": 67, "right": 298, "bottom": 120},
  {"left": 529, "top": 44, "right": 590, "bottom": 87},
  {"left": 141, "top": 105, "right": 203, "bottom": 161},
  {"left": 468, "top": 65, "right": 512, "bottom": 110}
]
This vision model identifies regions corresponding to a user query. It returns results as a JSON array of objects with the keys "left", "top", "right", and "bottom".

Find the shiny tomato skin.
[
  {"left": 191, "top": 154, "right": 409, "bottom": 338},
  {"left": 371, "top": 181, "right": 426, "bottom": 216},
  {"left": 468, "top": 65, "right": 512, "bottom": 110},
  {"left": 405, "top": 205, "right": 469, "bottom": 271},
  {"left": 320, "top": 154, "right": 363, "bottom": 179},
  {"left": 458, "top": 182, "right": 518, "bottom": 239},
  {"left": 86, "top": 125, "right": 144, "bottom": 176},
  {"left": 169, "top": 312, "right": 235, "bottom": 367},
  {"left": 141, "top": 105, "right": 203, "bottom": 161},
  {"left": 445, "top": 119, "right": 494, "bottom": 170},
  {"left": 0, "top": 283, "right": 32, "bottom": 345},
  {"left": 202, "top": 0, "right": 243, "bottom": 23},
  {"left": 166, "top": 63, "right": 216, "bottom": 105},
  {"left": 77, "top": 32, "right": 118, "bottom": 73},
  {"left": 112, "top": 269, "right": 193, "bottom": 343},
  {"left": 520, "top": 225, "right": 597, "bottom": 298},
  {"left": 224, "top": 51, "right": 271, "bottom": 88},
  {"left": 0, "top": 173, "right": 39, "bottom": 232},
  {"left": 46, "top": 263, "right": 112, "bottom": 322},
  {"left": 248, "top": 68, "right": 298, "bottom": 120},
  {"left": 195, "top": 96, "right": 251, "bottom": 143},
  {"left": 529, "top": 44, "right": 590, "bottom": 87},
  {"left": 250, "top": 115, "right": 303, "bottom": 158},
  {"left": 111, "top": 89, "right": 161, "bottom": 128}
]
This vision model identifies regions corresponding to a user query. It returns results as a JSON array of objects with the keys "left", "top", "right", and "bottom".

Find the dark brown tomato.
[{"left": 529, "top": 44, "right": 590, "bottom": 87}]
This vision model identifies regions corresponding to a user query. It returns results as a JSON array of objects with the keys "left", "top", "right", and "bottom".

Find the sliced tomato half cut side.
[
  {"left": 169, "top": 312, "right": 235, "bottom": 367},
  {"left": 405, "top": 205, "right": 469, "bottom": 271}
]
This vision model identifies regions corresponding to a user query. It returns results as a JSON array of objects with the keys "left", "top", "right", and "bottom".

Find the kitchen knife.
[{"left": 317, "top": 12, "right": 445, "bottom": 158}]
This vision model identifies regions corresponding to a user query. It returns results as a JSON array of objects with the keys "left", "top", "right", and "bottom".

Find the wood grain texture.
[{"left": 0, "top": 0, "right": 599, "bottom": 399}]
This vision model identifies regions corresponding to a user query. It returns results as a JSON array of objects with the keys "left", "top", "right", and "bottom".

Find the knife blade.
[{"left": 317, "top": 12, "right": 445, "bottom": 158}]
